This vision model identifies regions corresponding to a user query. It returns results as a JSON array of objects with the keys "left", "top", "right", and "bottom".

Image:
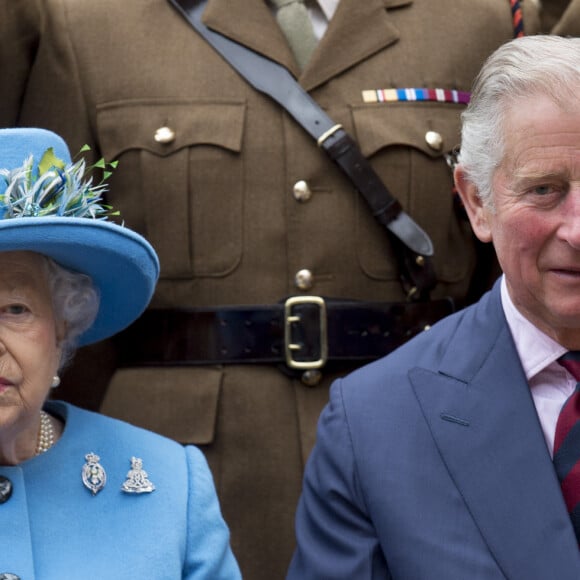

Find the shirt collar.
[
  {"left": 500, "top": 275, "right": 567, "bottom": 381},
  {"left": 315, "top": 0, "right": 339, "bottom": 20}
]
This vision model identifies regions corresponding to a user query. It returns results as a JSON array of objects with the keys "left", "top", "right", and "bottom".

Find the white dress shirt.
[
  {"left": 269, "top": 0, "right": 340, "bottom": 40},
  {"left": 307, "top": 0, "right": 339, "bottom": 39},
  {"left": 500, "top": 275, "right": 573, "bottom": 456}
]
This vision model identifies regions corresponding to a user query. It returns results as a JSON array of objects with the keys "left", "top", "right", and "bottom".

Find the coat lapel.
[
  {"left": 202, "top": 0, "right": 299, "bottom": 75},
  {"left": 200, "top": 0, "right": 402, "bottom": 88},
  {"left": 410, "top": 285, "right": 580, "bottom": 579},
  {"left": 301, "top": 0, "right": 401, "bottom": 90}
]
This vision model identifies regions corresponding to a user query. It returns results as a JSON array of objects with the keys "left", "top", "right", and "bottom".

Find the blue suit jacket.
[
  {"left": 288, "top": 281, "right": 580, "bottom": 579},
  {"left": 0, "top": 401, "right": 241, "bottom": 579}
]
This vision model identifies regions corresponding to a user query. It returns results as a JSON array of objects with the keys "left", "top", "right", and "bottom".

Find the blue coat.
[
  {"left": 0, "top": 401, "right": 241, "bottom": 579},
  {"left": 288, "top": 281, "right": 580, "bottom": 579}
]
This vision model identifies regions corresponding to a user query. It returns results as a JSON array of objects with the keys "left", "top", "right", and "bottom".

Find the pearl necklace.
[{"left": 35, "top": 410, "right": 55, "bottom": 455}]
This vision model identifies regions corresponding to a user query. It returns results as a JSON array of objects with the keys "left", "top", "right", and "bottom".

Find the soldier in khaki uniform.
[{"left": 4, "top": 1, "right": 541, "bottom": 578}]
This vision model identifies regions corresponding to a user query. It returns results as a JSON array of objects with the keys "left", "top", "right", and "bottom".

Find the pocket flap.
[
  {"left": 96, "top": 99, "right": 246, "bottom": 160},
  {"left": 352, "top": 102, "right": 463, "bottom": 159}
]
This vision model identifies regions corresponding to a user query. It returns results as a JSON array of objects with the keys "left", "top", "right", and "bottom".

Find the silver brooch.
[
  {"left": 82, "top": 452, "right": 107, "bottom": 495},
  {"left": 121, "top": 456, "right": 155, "bottom": 494}
]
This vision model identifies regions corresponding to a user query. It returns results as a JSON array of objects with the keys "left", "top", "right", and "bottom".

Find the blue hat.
[{"left": 0, "top": 128, "right": 160, "bottom": 346}]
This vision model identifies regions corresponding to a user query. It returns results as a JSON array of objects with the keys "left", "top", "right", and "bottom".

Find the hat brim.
[{"left": 0, "top": 217, "right": 159, "bottom": 346}]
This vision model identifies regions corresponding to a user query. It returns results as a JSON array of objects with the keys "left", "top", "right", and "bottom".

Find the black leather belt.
[{"left": 116, "top": 297, "right": 454, "bottom": 369}]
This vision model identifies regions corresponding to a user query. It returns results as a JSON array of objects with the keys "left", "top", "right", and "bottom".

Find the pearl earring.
[{"left": 51, "top": 375, "right": 61, "bottom": 389}]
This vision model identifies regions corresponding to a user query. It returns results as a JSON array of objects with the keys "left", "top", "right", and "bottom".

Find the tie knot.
[{"left": 558, "top": 351, "right": 580, "bottom": 382}]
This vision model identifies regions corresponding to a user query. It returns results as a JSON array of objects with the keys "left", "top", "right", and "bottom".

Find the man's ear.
[{"left": 454, "top": 166, "right": 493, "bottom": 243}]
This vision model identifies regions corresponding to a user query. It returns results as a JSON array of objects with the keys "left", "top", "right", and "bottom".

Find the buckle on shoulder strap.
[
  {"left": 284, "top": 296, "right": 328, "bottom": 369},
  {"left": 316, "top": 124, "right": 343, "bottom": 148}
]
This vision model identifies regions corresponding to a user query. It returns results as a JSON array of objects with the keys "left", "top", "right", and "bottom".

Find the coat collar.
[
  {"left": 410, "top": 283, "right": 580, "bottom": 579},
  {"left": 201, "top": 0, "right": 401, "bottom": 90}
]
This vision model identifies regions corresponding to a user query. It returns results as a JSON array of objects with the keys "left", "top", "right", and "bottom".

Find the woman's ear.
[
  {"left": 453, "top": 166, "right": 493, "bottom": 243},
  {"left": 55, "top": 319, "right": 67, "bottom": 345},
  {"left": 54, "top": 320, "right": 68, "bottom": 368}
]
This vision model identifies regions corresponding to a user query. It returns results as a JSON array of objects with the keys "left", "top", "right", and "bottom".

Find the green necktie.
[{"left": 271, "top": 0, "right": 318, "bottom": 70}]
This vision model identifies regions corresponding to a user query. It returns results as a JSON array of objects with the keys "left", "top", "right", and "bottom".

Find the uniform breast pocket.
[
  {"left": 351, "top": 102, "right": 473, "bottom": 287},
  {"left": 96, "top": 99, "right": 246, "bottom": 279}
]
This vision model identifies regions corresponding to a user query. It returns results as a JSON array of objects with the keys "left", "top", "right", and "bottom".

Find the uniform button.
[
  {"left": 154, "top": 126, "right": 176, "bottom": 144},
  {"left": 292, "top": 180, "right": 312, "bottom": 202},
  {"left": 0, "top": 476, "right": 13, "bottom": 504},
  {"left": 294, "top": 269, "right": 314, "bottom": 291},
  {"left": 301, "top": 370, "right": 322, "bottom": 387},
  {"left": 0, "top": 573, "right": 20, "bottom": 579},
  {"left": 425, "top": 130, "right": 443, "bottom": 151}
]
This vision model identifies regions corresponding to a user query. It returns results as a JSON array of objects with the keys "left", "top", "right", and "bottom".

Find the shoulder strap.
[{"left": 168, "top": 0, "right": 437, "bottom": 299}]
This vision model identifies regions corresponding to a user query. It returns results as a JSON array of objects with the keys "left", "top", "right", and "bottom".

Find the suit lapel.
[{"left": 410, "top": 285, "right": 580, "bottom": 579}]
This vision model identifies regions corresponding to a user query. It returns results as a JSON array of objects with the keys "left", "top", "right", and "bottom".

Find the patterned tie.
[
  {"left": 270, "top": 0, "right": 318, "bottom": 70},
  {"left": 554, "top": 351, "right": 580, "bottom": 543}
]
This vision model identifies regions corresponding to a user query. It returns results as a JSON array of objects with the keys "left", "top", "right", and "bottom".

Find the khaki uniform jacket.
[
  {"left": 552, "top": 0, "right": 580, "bottom": 34},
  {"left": 14, "top": 0, "right": 539, "bottom": 578},
  {"left": 0, "top": 0, "right": 41, "bottom": 126}
]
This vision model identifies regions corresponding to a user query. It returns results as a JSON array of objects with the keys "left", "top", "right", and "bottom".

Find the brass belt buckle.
[{"left": 284, "top": 296, "right": 328, "bottom": 369}]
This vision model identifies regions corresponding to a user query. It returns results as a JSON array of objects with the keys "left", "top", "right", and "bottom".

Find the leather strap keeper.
[{"left": 116, "top": 297, "right": 454, "bottom": 369}]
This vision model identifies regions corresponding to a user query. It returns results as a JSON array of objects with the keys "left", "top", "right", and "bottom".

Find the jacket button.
[
  {"left": 301, "top": 370, "right": 322, "bottom": 387},
  {"left": 154, "top": 126, "right": 176, "bottom": 144},
  {"left": 294, "top": 269, "right": 314, "bottom": 291},
  {"left": 425, "top": 130, "right": 443, "bottom": 151},
  {"left": 0, "top": 573, "right": 21, "bottom": 579},
  {"left": 0, "top": 476, "right": 13, "bottom": 504},
  {"left": 292, "top": 180, "right": 312, "bottom": 202}
]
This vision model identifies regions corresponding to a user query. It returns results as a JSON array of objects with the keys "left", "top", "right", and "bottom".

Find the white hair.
[
  {"left": 458, "top": 35, "right": 580, "bottom": 208},
  {"left": 43, "top": 257, "right": 100, "bottom": 369}
]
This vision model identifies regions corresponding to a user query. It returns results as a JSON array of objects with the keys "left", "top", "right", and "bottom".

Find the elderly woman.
[{"left": 0, "top": 128, "right": 241, "bottom": 579}]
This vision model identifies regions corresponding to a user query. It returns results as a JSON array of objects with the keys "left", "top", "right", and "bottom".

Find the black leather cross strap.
[
  {"left": 168, "top": 0, "right": 437, "bottom": 298},
  {"left": 116, "top": 297, "right": 454, "bottom": 368}
]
